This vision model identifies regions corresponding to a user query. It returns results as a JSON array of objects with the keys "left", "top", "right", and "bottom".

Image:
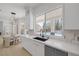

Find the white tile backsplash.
[{"left": 64, "top": 30, "right": 79, "bottom": 41}]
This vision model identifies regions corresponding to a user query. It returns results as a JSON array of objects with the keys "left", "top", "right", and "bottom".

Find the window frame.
[{"left": 35, "top": 7, "right": 64, "bottom": 36}]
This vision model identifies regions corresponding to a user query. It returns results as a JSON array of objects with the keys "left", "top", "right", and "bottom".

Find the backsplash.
[
  {"left": 26, "top": 29, "right": 79, "bottom": 41},
  {"left": 64, "top": 30, "right": 79, "bottom": 41}
]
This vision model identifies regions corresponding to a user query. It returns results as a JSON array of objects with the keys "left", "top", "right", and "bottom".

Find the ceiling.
[
  {"left": 0, "top": 3, "right": 61, "bottom": 20},
  {"left": 0, "top": 3, "right": 39, "bottom": 7},
  {"left": 0, "top": 3, "right": 39, "bottom": 19}
]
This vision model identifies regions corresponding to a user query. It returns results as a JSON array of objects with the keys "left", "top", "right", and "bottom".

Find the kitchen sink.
[{"left": 33, "top": 37, "right": 48, "bottom": 42}]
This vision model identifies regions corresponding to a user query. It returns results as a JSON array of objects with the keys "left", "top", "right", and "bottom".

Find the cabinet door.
[
  {"left": 32, "top": 41, "right": 45, "bottom": 56},
  {"left": 21, "top": 36, "right": 44, "bottom": 56},
  {"left": 21, "top": 36, "right": 34, "bottom": 54},
  {"left": 64, "top": 4, "right": 79, "bottom": 30}
]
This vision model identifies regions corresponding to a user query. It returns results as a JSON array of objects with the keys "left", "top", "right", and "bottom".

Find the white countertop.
[
  {"left": 21, "top": 34, "right": 79, "bottom": 55},
  {"left": 21, "top": 34, "right": 45, "bottom": 44},
  {"left": 45, "top": 39, "right": 79, "bottom": 55}
]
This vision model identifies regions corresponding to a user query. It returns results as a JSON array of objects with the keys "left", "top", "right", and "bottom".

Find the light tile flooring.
[{"left": 0, "top": 36, "right": 31, "bottom": 56}]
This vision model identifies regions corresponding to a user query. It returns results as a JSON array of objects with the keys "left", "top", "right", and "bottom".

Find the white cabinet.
[
  {"left": 32, "top": 40, "right": 45, "bottom": 56},
  {"left": 21, "top": 36, "right": 45, "bottom": 56},
  {"left": 21, "top": 36, "right": 34, "bottom": 55},
  {"left": 64, "top": 4, "right": 79, "bottom": 30}
]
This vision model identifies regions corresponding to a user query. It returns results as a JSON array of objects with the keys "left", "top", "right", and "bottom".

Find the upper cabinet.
[{"left": 64, "top": 4, "right": 79, "bottom": 30}]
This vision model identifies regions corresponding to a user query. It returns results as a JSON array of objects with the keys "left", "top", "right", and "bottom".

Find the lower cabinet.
[
  {"left": 21, "top": 36, "right": 68, "bottom": 56},
  {"left": 45, "top": 45, "right": 68, "bottom": 56},
  {"left": 32, "top": 41, "right": 45, "bottom": 56},
  {"left": 21, "top": 36, "right": 45, "bottom": 56}
]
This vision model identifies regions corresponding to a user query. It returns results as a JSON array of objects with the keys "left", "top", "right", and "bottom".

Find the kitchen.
[{"left": 0, "top": 3, "right": 79, "bottom": 56}]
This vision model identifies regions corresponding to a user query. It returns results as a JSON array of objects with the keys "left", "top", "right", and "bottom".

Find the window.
[
  {"left": 35, "top": 15, "right": 45, "bottom": 34},
  {"left": 46, "top": 8, "right": 63, "bottom": 36},
  {"left": 35, "top": 8, "right": 63, "bottom": 36}
]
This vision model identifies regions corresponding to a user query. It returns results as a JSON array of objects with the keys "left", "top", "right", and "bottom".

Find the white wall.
[
  {"left": 0, "top": 21, "right": 3, "bottom": 35},
  {"left": 0, "top": 4, "right": 26, "bottom": 35},
  {"left": 0, "top": 5, "right": 26, "bottom": 19},
  {"left": 25, "top": 7, "right": 35, "bottom": 30},
  {"left": 25, "top": 10, "right": 30, "bottom": 30},
  {"left": 29, "top": 8, "right": 34, "bottom": 30}
]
